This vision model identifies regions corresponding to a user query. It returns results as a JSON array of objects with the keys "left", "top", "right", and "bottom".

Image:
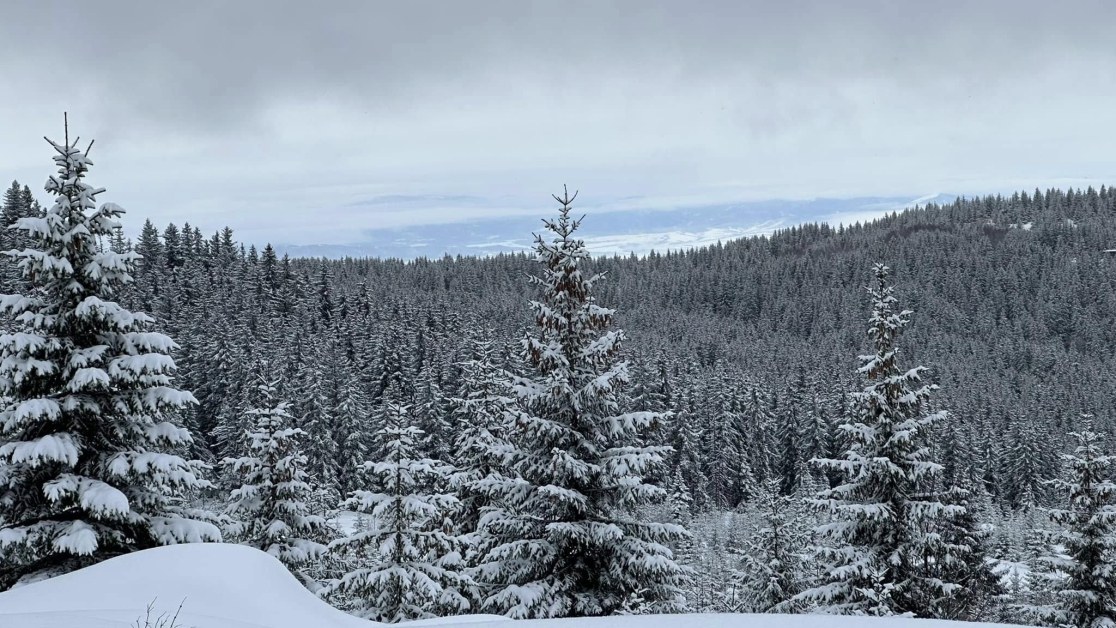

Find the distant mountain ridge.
[{"left": 276, "top": 194, "right": 957, "bottom": 259}]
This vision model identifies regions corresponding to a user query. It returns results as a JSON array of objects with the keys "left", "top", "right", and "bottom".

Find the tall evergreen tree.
[
  {"left": 798, "top": 264, "right": 955, "bottom": 616},
  {"left": 447, "top": 337, "right": 515, "bottom": 554},
  {"left": 1, "top": 181, "right": 39, "bottom": 291},
  {"left": 703, "top": 378, "right": 747, "bottom": 507},
  {"left": 223, "top": 371, "right": 327, "bottom": 585},
  {"left": 1043, "top": 424, "right": 1116, "bottom": 628},
  {"left": 921, "top": 485, "right": 1000, "bottom": 621},
  {"left": 775, "top": 388, "right": 803, "bottom": 497},
  {"left": 0, "top": 122, "right": 218, "bottom": 588},
  {"left": 474, "top": 189, "right": 689, "bottom": 618},
  {"left": 741, "top": 386, "right": 776, "bottom": 484},
  {"left": 324, "top": 400, "right": 468, "bottom": 623},
  {"left": 669, "top": 387, "right": 710, "bottom": 510},
  {"left": 131, "top": 218, "right": 163, "bottom": 311},
  {"left": 1, "top": 180, "right": 27, "bottom": 230},
  {"left": 734, "top": 479, "right": 808, "bottom": 613},
  {"left": 332, "top": 360, "right": 373, "bottom": 497}
]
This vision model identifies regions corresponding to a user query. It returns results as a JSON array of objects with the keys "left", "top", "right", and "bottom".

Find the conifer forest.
[{"left": 5, "top": 125, "right": 1116, "bottom": 627}]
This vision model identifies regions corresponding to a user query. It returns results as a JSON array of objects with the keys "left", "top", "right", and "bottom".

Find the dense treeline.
[
  {"left": 43, "top": 183, "right": 1114, "bottom": 513},
  {"left": 4, "top": 128, "right": 1116, "bottom": 624}
]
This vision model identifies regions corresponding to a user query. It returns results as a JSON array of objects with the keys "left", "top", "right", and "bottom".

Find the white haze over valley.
[{"left": 278, "top": 193, "right": 958, "bottom": 258}]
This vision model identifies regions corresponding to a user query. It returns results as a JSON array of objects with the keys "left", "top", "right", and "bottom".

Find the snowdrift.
[
  {"left": 0, "top": 543, "right": 374, "bottom": 628},
  {"left": 0, "top": 543, "right": 1019, "bottom": 628}
]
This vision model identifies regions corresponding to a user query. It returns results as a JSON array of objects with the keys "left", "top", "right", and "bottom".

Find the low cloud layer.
[{"left": 2, "top": 1, "right": 1114, "bottom": 245}]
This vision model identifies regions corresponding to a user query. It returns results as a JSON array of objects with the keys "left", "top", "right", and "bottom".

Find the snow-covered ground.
[
  {"left": 0, "top": 543, "right": 1018, "bottom": 628},
  {"left": 328, "top": 509, "right": 368, "bottom": 536}
]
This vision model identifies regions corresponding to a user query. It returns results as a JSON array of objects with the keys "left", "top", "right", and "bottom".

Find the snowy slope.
[
  {"left": 444, "top": 619, "right": 1012, "bottom": 628},
  {"left": 0, "top": 544, "right": 375, "bottom": 628},
  {"left": 0, "top": 543, "right": 1016, "bottom": 628}
]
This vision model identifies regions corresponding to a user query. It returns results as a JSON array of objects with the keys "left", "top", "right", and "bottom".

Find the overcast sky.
[{"left": 1, "top": 1, "right": 1115, "bottom": 246}]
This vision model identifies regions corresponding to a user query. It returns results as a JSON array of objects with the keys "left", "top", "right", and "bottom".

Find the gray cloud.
[{"left": 1, "top": 1, "right": 1115, "bottom": 245}]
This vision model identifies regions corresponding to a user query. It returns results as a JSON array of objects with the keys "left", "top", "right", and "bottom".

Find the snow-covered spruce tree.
[
  {"left": 447, "top": 338, "right": 514, "bottom": 552},
  {"left": 333, "top": 362, "right": 372, "bottom": 497},
  {"left": 796, "top": 263, "right": 956, "bottom": 616},
  {"left": 664, "top": 466, "right": 697, "bottom": 567},
  {"left": 988, "top": 502, "right": 1059, "bottom": 624},
  {"left": 474, "top": 188, "right": 689, "bottom": 618},
  {"left": 734, "top": 478, "right": 808, "bottom": 613},
  {"left": 0, "top": 123, "right": 218, "bottom": 588},
  {"left": 923, "top": 485, "right": 1000, "bottom": 621},
  {"left": 776, "top": 392, "right": 803, "bottom": 497},
  {"left": 323, "top": 398, "right": 469, "bottom": 623},
  {"left": 741, "top": 386, "right": 776, "bottom": 484},
  {"left": 703, "top": 379, "right": 747, "bottom": 507},
  {"left": 1042, "top": 424, "right": 1116, "bottom": 628},
  {"left": 1, "top": 181, "right": 41, "bottom": 293},
  {"left": 669, "top": 388, "right": 709, "bottom": 510},
  {"left": 222, "top": 369, "right": 327, "bottom": 585}
]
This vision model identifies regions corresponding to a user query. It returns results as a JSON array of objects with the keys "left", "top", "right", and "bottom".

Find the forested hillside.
[
  {"left": 4, "top": 165, "right": 1116, "bottom": 622},
  {"left": 6, "top": 182, "right": 1105, "bottom": 506}
]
